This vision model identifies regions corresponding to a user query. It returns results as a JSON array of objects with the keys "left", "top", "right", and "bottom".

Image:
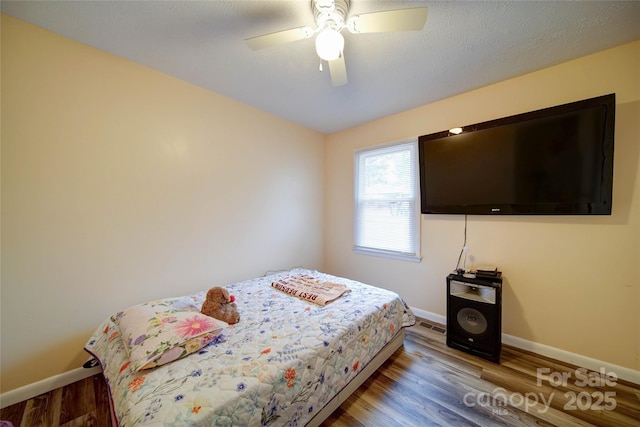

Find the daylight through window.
[{"left": 354, "top": 140, "right": 421, "bottom": 261}]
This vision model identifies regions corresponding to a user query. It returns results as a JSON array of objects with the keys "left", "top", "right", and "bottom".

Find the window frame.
[{"left": 353, "top": 139, "right": 421, "bottom": 262}]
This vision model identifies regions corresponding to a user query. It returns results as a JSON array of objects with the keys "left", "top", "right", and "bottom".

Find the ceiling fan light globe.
[{"left": 315, "top": 28, "right": 344, "bottom": 61}]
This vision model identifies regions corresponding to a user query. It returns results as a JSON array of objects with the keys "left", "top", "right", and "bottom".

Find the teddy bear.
[{"left": 201, "top": 286, "right": 240, "bottom": 324}]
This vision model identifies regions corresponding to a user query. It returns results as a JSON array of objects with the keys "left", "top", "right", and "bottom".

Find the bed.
[{"left": 85, "top": 268, "right": 415, "bottom": 426}]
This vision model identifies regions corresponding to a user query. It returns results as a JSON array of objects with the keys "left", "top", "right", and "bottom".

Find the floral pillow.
[{"left": 116, "top": 300, "right": 227, "bottom": 372}]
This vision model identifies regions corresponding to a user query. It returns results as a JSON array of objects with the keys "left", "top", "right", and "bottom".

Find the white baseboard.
[
  {"left": 501, "top": 333, "right": 640, "bottom": 384},
  {"left": 409, "top": 306, "right": 640, "bottom": 385},
  {"left": 411, "top": 307, "right": 446, "bottom": 325},
  {"left": 0, "top": 365, "right": 102, "bottom": 409}
]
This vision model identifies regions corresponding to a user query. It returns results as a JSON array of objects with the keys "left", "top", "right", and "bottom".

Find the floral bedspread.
[{"left": 85, "top": 269, "right": 415, "bottom": 426}]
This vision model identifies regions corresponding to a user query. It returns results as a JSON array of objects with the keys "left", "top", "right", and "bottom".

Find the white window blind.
[{"left": 354, "top": 140, "right": 421, "bottom": 261}]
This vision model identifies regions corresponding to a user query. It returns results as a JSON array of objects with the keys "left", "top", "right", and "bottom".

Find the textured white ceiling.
[{"left": 3, "top": 0, "right": 640, "bottom": 134}]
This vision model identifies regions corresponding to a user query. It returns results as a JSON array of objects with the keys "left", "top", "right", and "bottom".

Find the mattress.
[{"left": 85, "top": 269, "right": 415, "bottom": 426}]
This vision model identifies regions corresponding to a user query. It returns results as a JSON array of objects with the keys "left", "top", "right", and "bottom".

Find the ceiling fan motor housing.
[{"left": 313, "top": 0, "right": 350, "bottom": 30}]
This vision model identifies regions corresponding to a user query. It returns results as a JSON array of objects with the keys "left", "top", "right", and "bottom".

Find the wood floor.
[{"left": 2, "top": 318, "right": 638, "bottom": 426}]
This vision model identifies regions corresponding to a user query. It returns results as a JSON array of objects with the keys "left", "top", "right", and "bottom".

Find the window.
[{"left": 354, "top": 140, "right": 421, "bottom": 262}]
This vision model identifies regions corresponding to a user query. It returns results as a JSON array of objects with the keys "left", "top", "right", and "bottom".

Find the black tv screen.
[{"left": 418, "top": 94, "right": 615, "bottom": 215}]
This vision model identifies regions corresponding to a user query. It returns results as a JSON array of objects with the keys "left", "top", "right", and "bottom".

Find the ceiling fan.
[{"left": 245, "top": 0, "right": 428, "bottom": 87}]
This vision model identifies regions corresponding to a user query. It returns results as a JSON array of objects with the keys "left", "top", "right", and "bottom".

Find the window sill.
[{"left": 352, "top": 247, "right": 422, "bottom": 263}]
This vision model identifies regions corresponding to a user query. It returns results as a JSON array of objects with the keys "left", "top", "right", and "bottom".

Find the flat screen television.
[{"left": 418, "top": 93, "right": 615, "bottom": 215}]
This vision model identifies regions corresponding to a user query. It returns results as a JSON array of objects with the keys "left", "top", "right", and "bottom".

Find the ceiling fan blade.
[
  {"left": 328, "top": 53, "right": 348, "bottom": 87},
  {"left": 245, "top": 26, "right": 313, "bottom": 50},
  {"left": 348, "top": 7, "right": 428, "bottom": 33}
]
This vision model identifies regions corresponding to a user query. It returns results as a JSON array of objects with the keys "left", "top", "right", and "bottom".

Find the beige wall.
[
  {"left": 325, "top": 41, "right": 640, "bottom": 371},
  {"left": 1, "top": 15, "right": 325, "bottom": 392}
]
